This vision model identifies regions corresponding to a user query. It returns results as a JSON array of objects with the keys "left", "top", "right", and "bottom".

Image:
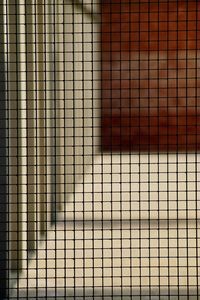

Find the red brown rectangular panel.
[{"left": 101, "top": 0, "right": 200, "bottom": 152}]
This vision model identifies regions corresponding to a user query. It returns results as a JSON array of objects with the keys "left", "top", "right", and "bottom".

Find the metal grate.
[{"left": 1, "top": 0, "right": 200, "bottom": 299}]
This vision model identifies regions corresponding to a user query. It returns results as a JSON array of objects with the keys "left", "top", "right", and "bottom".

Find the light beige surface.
[
  {"left": 11, "top": 219, "right": 200, "bottom": 299},
  {"left": 5, "top": 0, "right": 55, "bottom": 270},
  {"left": 64, "top": 153, "right": 200, "bottom": 221},
  {"left": 62, "top": 0, "right": 100, "bottom": 197},
  {"left": 10, "top": 154, "right": 200, "bottom": 299}
]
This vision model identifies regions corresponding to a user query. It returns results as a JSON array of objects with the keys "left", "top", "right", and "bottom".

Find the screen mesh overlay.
[
  {"left": 2, "top": 0, "right": 200, "bottom": 299},
  {"left": 102, "top": 0, "right": 200, "bottom": 151}
]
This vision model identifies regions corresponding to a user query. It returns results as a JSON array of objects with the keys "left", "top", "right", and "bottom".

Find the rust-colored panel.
[{"left": 102, "top": 0, "right": 200, "bottom": 152}]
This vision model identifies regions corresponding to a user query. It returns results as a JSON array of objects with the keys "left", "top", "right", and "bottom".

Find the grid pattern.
[
  {"left": 102, "top": 0, "right": 200, "bottom": 151},
  {"left": 2, "top": 0, "right": 200, "bottom": 299}
]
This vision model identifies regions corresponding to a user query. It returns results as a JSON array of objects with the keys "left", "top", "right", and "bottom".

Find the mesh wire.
[{"left": 1, "top": 0, "right": 200, "bottom": 299}]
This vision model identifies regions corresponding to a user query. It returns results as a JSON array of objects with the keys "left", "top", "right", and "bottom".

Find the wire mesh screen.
[{"left": 2, "top": 0, "right": 200, "bottom": 299}]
